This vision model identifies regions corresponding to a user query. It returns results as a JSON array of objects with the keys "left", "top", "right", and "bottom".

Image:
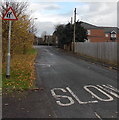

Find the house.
[
  {"left": 43, "top": 35, "right": 55, "bottom": 45},
  {"left": 33, "top": 36, "right": 44, "bottom": 45},
  {"left": 80, "top": 21, "right": 119, "bottom": 42}
]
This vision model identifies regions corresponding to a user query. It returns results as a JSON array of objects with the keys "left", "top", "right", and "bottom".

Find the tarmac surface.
[{"left": 2, "top": 46, "right": 118, "bottom": 119}]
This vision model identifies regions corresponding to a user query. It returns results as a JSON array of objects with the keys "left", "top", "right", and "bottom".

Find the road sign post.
[
  {"left": 6, "top": 21, "right": 12, "bottom": 78},
  {"left": 2, "top": 7, "right": 18, "bottom": 78}
]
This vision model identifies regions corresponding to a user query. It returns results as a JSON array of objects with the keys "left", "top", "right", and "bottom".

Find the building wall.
[
  {"left": 116, "top": 33, "right": 119, "bottom": 42},
  {"left": 105, "top": 33, "right": 110, "bottom": 42},
  {"left": 88, "top": 29, "right": 105, "bottom": 37},
  {"left": 87, "top": 29, "right": 105, "bottom": 42},
  {"left": 88, "top": 37, "right": 105, "bottom": 42},
  {"left": 87, "top": 29, "right": 119, "bottom": 42},
  {"left": 105, "top": 33, "right": 119, "bottom": 42}
]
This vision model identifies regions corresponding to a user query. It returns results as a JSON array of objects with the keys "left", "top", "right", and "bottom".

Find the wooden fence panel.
[{"left": 75, "top": 42, "right": 117, "bottom": 63}]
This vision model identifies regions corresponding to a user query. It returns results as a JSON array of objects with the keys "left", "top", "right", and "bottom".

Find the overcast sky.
[{"left": 26, "top": 0, "right": 118, "bottom": 37}]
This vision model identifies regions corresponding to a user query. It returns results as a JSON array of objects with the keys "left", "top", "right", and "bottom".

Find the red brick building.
[{"left": 80, "top": 22, "right": 119, "bottom": 42}]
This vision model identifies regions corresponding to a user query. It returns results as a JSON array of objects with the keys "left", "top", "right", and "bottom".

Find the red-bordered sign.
[{"left": 2, "top": 7, "right": 18, "bottom": 20}]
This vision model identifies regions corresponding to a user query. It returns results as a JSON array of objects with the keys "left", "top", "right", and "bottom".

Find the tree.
[
  {"left": 75, "top": 22, "right": 87, "bottom": 42},
  {"left": 54, "top": 24, "right": 65, "bottom": 48},
  {"left": 1, "top": 1, "right": 36, "bottom": 62},
  {"left": 54, "top": 21, "right": 87, "bottom": 48}
]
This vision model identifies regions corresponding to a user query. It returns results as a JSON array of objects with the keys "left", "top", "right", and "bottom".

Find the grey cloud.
[
  {"left": 32, "top": 2, "right": 117, "bottom": 37},
  {"left": 35, "top": 21, "right": 56, "bottom": 37},
  {"left": 29, "top": 0, "right": 118, "bottom": 2},
  {"left": 77, "top": 2, "right": 116, "bottom": 16},
  {"left": 44, "top": 4, "right": 61, "bottom": 10},
  {"left": 76, "top": 2, "right": 117, "bottom": 26},
  {"left": 29, "top": 3, "right": 61, "bottom": 13},
  {"left": 56, "top": 11, "right": 72, "bottom": 17}
]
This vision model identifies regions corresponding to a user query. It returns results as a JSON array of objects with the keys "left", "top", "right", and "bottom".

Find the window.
[
  {"left": 110, "top": 31, "right": 117, "bottom": 40},
  {"left": 111, "top": 34, "right": 116, "bottom": 38},
  {"left": 105, "top": 34, "right": 108, "bottom": 37},
  {"left": 87, "top": 30, "right": 91, "bottom": 35}
]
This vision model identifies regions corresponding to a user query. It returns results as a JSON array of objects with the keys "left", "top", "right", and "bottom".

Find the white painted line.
[
  {"left": 97, "top": 85, "right": 119, "bottom": 99},
  {"left": 84, "top": 85, "right": 113, "bottom": 102},
  {"left": 66, "top": 87, "right": 98, "bottom": 104},
  {"left": 50, "top": 53, "right": 54, "bottom": 56},
  {"left": 44, "top": 49, "right": 49, "bottom": 52},
  {"left": 37, "top": 63, "right": 51, "bottom": 67},
  {"left": 94, "top": 112, "right": 102, "bottom": 120},
  {"left": 103, "top": 84, "right": 119, "bottom": 93},
  {"left": 51, "top": 88, "right": 74, "bottom": 106}
]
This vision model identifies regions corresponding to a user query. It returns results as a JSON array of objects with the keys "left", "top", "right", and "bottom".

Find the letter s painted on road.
[{"left": 51, "top": 88, "right": 74, "bottom": 106}]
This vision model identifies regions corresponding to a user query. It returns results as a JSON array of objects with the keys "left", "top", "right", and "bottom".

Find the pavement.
[{"left": 2, "top": 46, "right": 118, "bottom": 119}]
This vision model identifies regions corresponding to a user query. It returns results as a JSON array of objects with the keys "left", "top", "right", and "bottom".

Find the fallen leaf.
[{"left": 5, "top": 103, "right": 8, "bottom": 106}]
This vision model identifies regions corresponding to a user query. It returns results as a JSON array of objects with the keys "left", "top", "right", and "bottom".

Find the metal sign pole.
[{"left": 6, "top": 20, "right": 12, "bottom": 78}]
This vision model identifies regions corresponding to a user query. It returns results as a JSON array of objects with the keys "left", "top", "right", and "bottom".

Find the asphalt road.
[{"left": 35, "top": 46, "right": 118, "bottom": 119}]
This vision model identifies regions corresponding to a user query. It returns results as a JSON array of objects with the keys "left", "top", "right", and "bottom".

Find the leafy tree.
[
  {"left": 1, "top": 1, "right": 36, "bottom": 62},
  {"left": 63, "top": 23, "right": 73, "bottom": 44},
  {"left": 54, "top": 21, "right": 87, "bottom": 48},
  {"left": 75, "top": 22, "right": 87, "bottom": 42},
  {"left": 54, "top": 24, "right": 65, "bottom": 48}
]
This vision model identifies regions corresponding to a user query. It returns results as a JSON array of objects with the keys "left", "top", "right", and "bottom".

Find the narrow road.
[{"left": 35, "top": 46, "right": 118, "bottom": 119}]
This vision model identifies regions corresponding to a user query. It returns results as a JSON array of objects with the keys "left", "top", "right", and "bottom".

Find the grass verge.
[{"left": 2, "top": 48, "right": 37, "bottom": 93}]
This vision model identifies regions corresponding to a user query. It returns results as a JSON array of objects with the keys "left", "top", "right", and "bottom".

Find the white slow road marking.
[
  {"left": 103, "top": 84, "right": 119, "bottom": 93},
  {"left": 66, "top": 87, "right": 98, "bottom": 104},
  {"left": 51, "top": 88, "right": 74, "bottom": 106},
  {"left": 94, "top": 112, "right": 102, "bottom": 120},
  {"left": 97, "top": 85, "right": 119, "bottom": 98},
  {"left": 84, "top": 85, "right": 113, "bottom": 102},
  {"left": 51, "top": 84, "right": 118, "bottom": 107}
]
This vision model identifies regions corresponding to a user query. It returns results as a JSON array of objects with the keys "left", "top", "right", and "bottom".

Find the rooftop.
[{"left": 80, "top": 21, "right": 119, "bottom": 33}]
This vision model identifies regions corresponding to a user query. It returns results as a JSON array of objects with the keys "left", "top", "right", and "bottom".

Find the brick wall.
[
  {"left": 87, "top": 29, "right": 119, "bottom": 42},
  {"left": 88, "top": 37, "right": 105, "bottom": 42},
  {"left": 89, "top": 29, "right": 105, "bottom": 37}
]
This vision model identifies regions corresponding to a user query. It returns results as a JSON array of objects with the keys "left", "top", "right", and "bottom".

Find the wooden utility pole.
[
  {"left": 73, "top": 8, "right": 76, "bottom": 52},
  {"left": 71, "top": 17, "right": 73, "bottom": 24}
]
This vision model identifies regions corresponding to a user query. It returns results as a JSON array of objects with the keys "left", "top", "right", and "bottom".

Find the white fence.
[{"left": 75, "top": 42, "right": 118, "bottom": 63}]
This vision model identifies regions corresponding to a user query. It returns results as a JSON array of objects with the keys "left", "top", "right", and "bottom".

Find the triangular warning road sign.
[{"left": 2, "top": 7, "right": 18, "bottom": 20}]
